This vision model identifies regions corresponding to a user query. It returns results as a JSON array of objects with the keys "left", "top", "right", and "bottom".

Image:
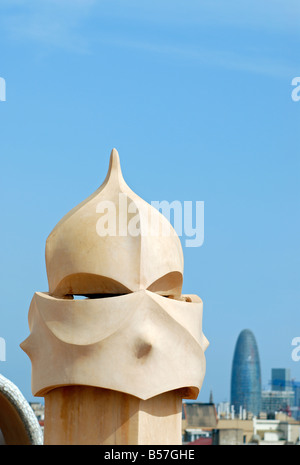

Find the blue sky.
[{"left": 0, "top": 0, "right": 299, "bottom": 405}]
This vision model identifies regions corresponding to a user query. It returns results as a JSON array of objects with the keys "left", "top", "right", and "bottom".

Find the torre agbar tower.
[{"left": 231, "top": 329, "right": 262, "bottom": 417}]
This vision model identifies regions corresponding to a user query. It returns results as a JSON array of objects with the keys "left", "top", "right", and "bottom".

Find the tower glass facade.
[{"left": 231, "top": 329, "right": 262, "bottom": 417}]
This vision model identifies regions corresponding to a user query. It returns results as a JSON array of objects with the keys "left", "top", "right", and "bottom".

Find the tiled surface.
[{"left": 0, "top": 373, "right": 43, "bottom": 445}]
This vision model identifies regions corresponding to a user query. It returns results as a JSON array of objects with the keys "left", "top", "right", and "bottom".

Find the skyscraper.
[
  {"left": 261, "top": 368, "right": 295, "bottom": 417},
  {"left": 231, "top": 329, "right": 262, "bottom": 417},
  {"left": 271, "top": 368, "right": 291, "bottom": 391}
]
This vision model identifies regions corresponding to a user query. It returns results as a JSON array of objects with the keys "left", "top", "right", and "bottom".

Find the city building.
[
  {"left": 182, "top": 402, "right": 217, "bottom": 444},
  {"left": 253, "top": 413, "right": 300, "bottom": 444},
  {"left": 230, "top": 329, "right": 262, "bottom": 417},
  {"left": 183, "top": 401, "right": 300, "bottom": 445},
  {"left": 291, "top": 381, "right": 300, "bottom": 420},
  {"left": 30, "top": 402, "right": 45, "bottom": 434},
  {"left": 271, "top": 368, "right": 292, "bottom": 391},
  {"left": 261, "top": 368, "right": 299, "bottom": 419},
  {"left": 261, "top": 390, "right": 294, "bottom": 417}
]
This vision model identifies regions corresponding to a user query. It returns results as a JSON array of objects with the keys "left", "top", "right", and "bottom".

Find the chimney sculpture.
[{"left": 21, "top": 149, "right": 209, "bottom": 445}]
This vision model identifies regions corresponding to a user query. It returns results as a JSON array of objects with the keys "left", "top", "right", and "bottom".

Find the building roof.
[
  {"left": 182, "top": 402, "right": 218, "bottom": 428},
  {"left": 188, "top": 437, "right": 212, "bottom": 445}
]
